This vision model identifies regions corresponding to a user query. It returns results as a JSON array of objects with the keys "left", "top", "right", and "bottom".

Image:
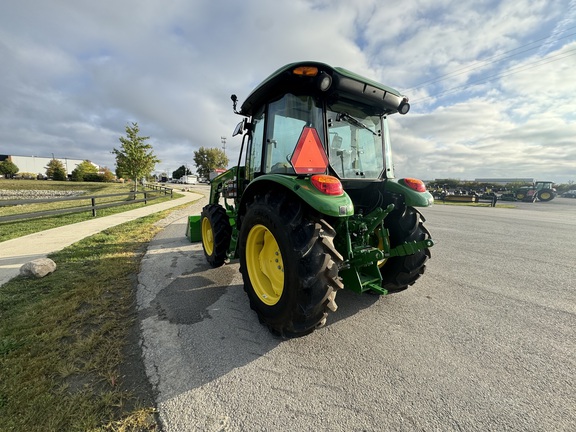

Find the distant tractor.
[
  {"left": 515, "top": 181, "right": 557, "bottom": 202},
  {"left": 189, "top": 62, "right": 434, "bottom": 337}
]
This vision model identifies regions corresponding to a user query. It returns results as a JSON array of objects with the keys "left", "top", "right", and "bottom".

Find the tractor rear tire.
[
  {"left": 380, "top": 206, "right": 431, "bottom": 293},
  {"left": 238, "top": 193, "right": 343, "bottom": 338},
  {"left": 200, "top": 204, "right": 232, "bottom": 267},
  {"left": 537, "top": 189, "right": 554, "bottom": 201}
]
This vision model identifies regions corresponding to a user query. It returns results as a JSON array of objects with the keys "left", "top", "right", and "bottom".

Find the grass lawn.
[
  {"left": 0, "top": 200, "right": 199, "bottom": 431},
  {"left": 0, "top": 180, "right": 197, "bottom": 431},
  {"left": 0, "top": 180, "right": 179, "bottom": 242}
]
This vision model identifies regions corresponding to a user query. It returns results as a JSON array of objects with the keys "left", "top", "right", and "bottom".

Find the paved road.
[{"left": 138, "top": 196, "right": 576, "bottom": 431}]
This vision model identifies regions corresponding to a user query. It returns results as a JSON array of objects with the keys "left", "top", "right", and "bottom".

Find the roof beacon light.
[{"left": 293, "top": 66, "right": 319, "bottom": 77}]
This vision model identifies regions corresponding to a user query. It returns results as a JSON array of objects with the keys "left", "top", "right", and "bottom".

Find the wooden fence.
[{"left": 0, "top": 185, "right": 173, "bottom": 223}]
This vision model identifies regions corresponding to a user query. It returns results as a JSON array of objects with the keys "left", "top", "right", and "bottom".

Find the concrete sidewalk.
[{"left": 0, "top": 191, "right": 204, "bottom": 287}]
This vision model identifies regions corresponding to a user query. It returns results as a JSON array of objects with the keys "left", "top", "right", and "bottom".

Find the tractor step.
[{"left": 187, "top": 215, "right": 202, "bottom": 242}]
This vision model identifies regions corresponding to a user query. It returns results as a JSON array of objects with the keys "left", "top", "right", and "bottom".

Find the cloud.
[{"left": 0, "top": 0, "right": 574, "bottom": 183}]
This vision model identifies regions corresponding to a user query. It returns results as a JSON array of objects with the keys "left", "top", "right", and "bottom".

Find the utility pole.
[{"left": 221, "top": 136, "right": 227, "bottom": 156}]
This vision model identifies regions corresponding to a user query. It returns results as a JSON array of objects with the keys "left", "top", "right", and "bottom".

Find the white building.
[{"left": 1, "top": 154, "right": 100, "bottom": 177}]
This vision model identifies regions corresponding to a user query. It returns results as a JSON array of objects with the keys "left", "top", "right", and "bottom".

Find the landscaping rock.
[
  {"left": 0, "top": 189, "right": 85, "bottom": 200},
  {"left": 20, "top": 258, "right": 57, "bottom": 278}
]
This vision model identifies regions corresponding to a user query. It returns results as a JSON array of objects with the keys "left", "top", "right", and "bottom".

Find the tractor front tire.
[
  {"left": 238, "top": 193, "right": 343, "bottom": 337},
  {"left": 380, "top": 206, "right": 431, "bottom": 293},
  {"left": 200, "top": 204, "right": 232, "bottom": 267}
]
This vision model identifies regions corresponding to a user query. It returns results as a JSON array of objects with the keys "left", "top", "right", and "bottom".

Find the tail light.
[
  {"left": 402, "top": 178, "right": 427, "bottom": 192},
  {"left": 311, "top": 175, "right": 343, "bottom": 196}
]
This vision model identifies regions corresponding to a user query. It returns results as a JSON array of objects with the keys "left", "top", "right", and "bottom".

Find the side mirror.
[{"left": 232, "top": 119, "right": 245, "bottom": 137}]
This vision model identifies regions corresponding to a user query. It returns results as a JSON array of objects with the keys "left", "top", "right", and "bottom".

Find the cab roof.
[{"left": 239, "top": 61, "right": 409, "bottom": 117}]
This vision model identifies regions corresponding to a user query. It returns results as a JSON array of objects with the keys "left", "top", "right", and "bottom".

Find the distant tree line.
[{"left": 2, "top": 122, "right": 231, "bottom": 186}]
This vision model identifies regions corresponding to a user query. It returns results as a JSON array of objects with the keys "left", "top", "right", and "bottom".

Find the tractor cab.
[{"left": 230, "top": 62, "right": 432, "bottom": 214}]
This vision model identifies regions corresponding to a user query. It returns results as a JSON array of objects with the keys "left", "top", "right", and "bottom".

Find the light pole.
[{"left": 221, "top": 136, "right": 227, "bottom": 156}]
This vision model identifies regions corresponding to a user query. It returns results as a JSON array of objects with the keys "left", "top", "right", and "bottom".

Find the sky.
[{"left": 1, "top": 0, "right": 575, "bottom": 183}]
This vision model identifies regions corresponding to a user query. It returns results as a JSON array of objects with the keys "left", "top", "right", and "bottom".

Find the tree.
[
  {"left": 71, "top": 160, "right": 98, "bottom": 182},
  {"left": 0, "top": 160, "right": 19, "bottom": 178},
  {"left": 45, "top": 159, "right": 67, "bottom": 181},
  {"left": 100, "top": 167, "right": 116, "bottom": 182},
  {"left": 193, "top": 147, "right": 228, "bottom": 180},
  {"left": 172, "top": 165, "right": 192, "bottom": 180},
  {"left": 112, "top": 122, "right": 160, "bottom": 192}
]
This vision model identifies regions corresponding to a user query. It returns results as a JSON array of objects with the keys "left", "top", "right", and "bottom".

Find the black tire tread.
[
  {"left": 201, "top": 204, "right": 232, "bottom": 268},
  {"left": 380, "top": 206, "right": 431, "bottom": 293},
  {"left": 239, "top": 193, "right": 343, "bottom": 337}
]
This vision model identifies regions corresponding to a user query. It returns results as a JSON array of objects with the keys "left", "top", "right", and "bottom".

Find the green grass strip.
[{"left": 0, "top": 202, "right": 194, "bottom": 431}]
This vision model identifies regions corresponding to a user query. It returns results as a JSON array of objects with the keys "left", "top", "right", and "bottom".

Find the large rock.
[{"left": 20, "top": 258, "right": 57, "bottom": 278}]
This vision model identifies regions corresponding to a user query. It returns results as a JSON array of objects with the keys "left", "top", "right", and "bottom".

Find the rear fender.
[
  {"left": 240, "top": 174, "right": 354, "bottom": 218},
  {"left": 383, "top": 178, "right": 434, "bottom": 207}
]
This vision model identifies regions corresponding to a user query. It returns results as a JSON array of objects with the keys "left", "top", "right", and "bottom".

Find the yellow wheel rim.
[
  {"left": 540, "top": 192, "right": 551, "bottom": 200},
  {"left": 201, "top": 216, "right": 214, "bottom": 256},
  {"left": 516, "top": 193, "right": 525, "bottom": 200},
  {"left": 246, "top": 224, "right": 284, "bottom": 306}
]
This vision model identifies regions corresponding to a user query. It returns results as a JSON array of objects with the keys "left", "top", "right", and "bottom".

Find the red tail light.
[
  {"left": 311, "top": 175, "right": 343, "bottom": 196},
  {"left": 402, "top": 178, "right": 427, "bottom": 192}
]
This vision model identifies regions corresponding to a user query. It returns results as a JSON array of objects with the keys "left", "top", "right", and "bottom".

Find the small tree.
[
  {"left": 193, "top": 147, "right": 229, "bottom": 180},
  {"left": 71, "top": 160, "right": 98, "bottom": 182},
  {"left": 45, "top": 159, "right": 67, "bottom": 181},
  {"left": 0, "top": 160, "right": 19, "bottom": 179},
  {"left": 172, "top": 165, "right": 192, "bottom": 180},
  {"left": 112, "top": 122, "right": 160, "bottom": 192},
  {"left": 100, "top": 167, "right": 116, "bottom": 182}
]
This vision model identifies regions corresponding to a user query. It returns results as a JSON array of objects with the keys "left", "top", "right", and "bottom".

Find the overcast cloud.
[{"left": 1, "top": 0, "right": 575, "bottom": 183}]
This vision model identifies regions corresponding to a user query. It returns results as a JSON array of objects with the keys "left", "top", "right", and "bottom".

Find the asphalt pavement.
[
  {"left": 0, "top": 190, "right": 204, "bottom": 287},
  {"left": 138, "top": 197, "right": 576, "bottom": 431}
]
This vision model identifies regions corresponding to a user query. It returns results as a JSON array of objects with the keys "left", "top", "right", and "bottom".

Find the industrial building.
[{"left": 0, "top": 154, "right": 100, "bottom": 177}]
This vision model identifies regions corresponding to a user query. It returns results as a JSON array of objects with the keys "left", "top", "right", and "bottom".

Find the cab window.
[{"left": 264, "top": 94, "right": 324, "bottom": 174}]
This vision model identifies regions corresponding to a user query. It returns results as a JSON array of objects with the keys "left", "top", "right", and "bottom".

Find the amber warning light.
[{"left": 292, "top": 66, "right": 319, "bottom": 76}]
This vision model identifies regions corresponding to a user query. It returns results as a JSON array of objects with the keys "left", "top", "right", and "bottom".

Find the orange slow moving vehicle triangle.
[{"left": 290, "top": 126, "right": 329, "bottom": 174}]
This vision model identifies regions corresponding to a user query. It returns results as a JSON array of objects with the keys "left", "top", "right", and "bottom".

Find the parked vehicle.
[
  {"left": 178, "top": 175, "right": 197, "bottom": 184},
  {"left": 561, "top": 190, "right": 576, "bottom": 198},
  {"left": 188, "top": 62, "right": 434, "bottom": 337},
  {"left": 514, "top": 181, "right": 556, "bottom": 202},
  {"left": 500, "top": 181, "right": 557, "bottom": 202}
]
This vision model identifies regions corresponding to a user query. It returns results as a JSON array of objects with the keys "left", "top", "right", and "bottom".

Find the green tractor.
[
  {"left": 515, "top": 181, "right": 557, "bottom": 202},
  {"left": 189, "top": 62, "right": 434, "bottom": 337}
]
